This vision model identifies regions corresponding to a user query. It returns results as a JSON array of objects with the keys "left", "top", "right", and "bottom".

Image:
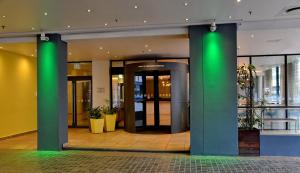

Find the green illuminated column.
[
  {"left": 37, "top": 34, "right": 68, "bottom": 151},
  {"left": 189, "top": 24, "right": 238, "bottom": 155}
]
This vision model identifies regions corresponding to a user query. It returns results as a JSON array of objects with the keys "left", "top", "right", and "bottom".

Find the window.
[{"left": 252, "top": 56, "right": 285, "bottom": 106}]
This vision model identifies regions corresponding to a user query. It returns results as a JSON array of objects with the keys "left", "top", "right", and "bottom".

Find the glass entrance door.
[
  {"left": 68, "top": 77, "right": 92, "bottom": 127},
  {"left": 134, "top": 71, "right": 171, "bottom": 131}
]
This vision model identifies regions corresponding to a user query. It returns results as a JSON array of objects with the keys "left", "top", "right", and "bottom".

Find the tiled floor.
[
  {"left": 0, "top": 128, "right": 190, "bottom": 151},
  {"left": 1, "top": 150, "right": 300, "bottom": 173}
]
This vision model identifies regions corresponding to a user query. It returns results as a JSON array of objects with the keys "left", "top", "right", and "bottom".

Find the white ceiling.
[
  {"left": 1, "top": 0, "right": 300, "bottom": 59},
  {"left": 1, "top": 0, "right": 300, "bottom": 35}
]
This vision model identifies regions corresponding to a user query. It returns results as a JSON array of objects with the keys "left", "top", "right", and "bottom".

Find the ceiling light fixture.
[
  {"left": 99, "top": 46, "right": 103, "bottom": 50},
  {"left": 68, "top": 52, "right": 72, "bottom": 55},
  {"left": 107, "top": 51, "right": 110, "bottom": 54},
  {"left": 251, "top": 34, "right": 254, "bottom": 38},
  {"left": 104, "top": 23, "right": 108, "bottom": 26},
  {"left": 184, "top": 2, "right": 189, "bottom": 6},
  {"left": 237, "top": 0, "right": 241, "bottom": 3},
  {"left": 0, "top": 46, "right": 3, "bottom": 49},
  {"left": 229, "top": 16, "right": 232, "bottom": 19},
  {"left": 31, "top": 27, "right": 35, "bottom": 30},
  {"left": 44, "top": 12, "right": 48, "bottom": 16},
  {"left": 134, "top": 5, "right": 138, "bottom": 9},
  {"left": 145, "top": 44, "right": 149, "bottom": 48},
  {"left": 210, "top": 20, "right": 217, "bottom": 32},
  {"left": 2, "top": 15, "right": 6, "bottom": 18},
  {"left": 67, "top": 25, "right": 71, "bottom": 28},
  {"left": 87, "top": 9, "right": 91, "bottom": 13},
  {"left": 185, "top": 18, "right": 189, "bottom": 22},
  {"left": 31, "top": 54, "right": 34, "bottom": 57},
  {"left": 148, "top": 49, "right": 152, "bottom": 52},
  {"left": 143, "top": 20, "right": 147, "bottom": 23}
]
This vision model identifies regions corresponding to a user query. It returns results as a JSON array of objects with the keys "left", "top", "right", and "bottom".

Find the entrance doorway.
[
  {"left": 135, "top": 71, "right": 171, "bottom": 132},
  {"left": 68, "top": 76, "right": 92, "bottom": 127}
]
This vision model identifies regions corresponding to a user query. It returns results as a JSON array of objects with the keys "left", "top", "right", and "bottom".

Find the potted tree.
[
  {"left": 101, "top": 104, "right": 118, "bottom": 132},
  {"left": 88, "top": 106, "right": 104, "bottom": 133},
  {"left": 237, "top": 64, "right": 264, "bottom": 156}
]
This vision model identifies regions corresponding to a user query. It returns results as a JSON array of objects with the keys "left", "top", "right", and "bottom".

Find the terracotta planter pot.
[
  {"left": 104, "top": 113, "right": 117, "bottom": 132},
  {"left": 238, "top": 129, "right": 260, "bottom": 156},
  {"left": 90, "top": 118, "right": 104, "bottom": 133}
]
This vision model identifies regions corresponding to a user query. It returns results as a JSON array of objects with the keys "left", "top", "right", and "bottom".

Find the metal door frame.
[{"left": 68, "top": 76, "right": 92, "bottom": 128}]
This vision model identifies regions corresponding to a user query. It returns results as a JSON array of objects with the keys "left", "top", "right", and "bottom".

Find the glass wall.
[
  {"left": 238, "top": 55, "right": 300, "bottom": 133},
  {"left": 252, "top": 56, "right": 285, "bottom": 106}
]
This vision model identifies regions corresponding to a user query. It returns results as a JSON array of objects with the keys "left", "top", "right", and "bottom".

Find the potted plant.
[
  {"left": 101, "top": 104, "right": 118, "bottom": 132},
  {"left": 237, "top": 64, "right": 264, "bottom": 156},
  {"left": 88, "top": 106, "right": 104, "bottom": 133}
]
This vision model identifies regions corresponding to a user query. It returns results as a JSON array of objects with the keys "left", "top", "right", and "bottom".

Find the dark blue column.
[
  {"left": 37, "top": 34, "right": 68, "bottom": 150},
  {"left": 189, "top": 24, "right": 238, "bottom": 155}
]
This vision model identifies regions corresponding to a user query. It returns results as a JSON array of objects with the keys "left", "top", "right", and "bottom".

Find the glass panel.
[
  {"left": 112, "top": 74, "right": 124, "bottom": 107},
  {"left": 67, "top": 62, "right": 92, "bottom": 76},
  {"left": 76, "top": 80, "right": 92, "bottom": 126},
  {"left": 262, "top": 108, "right": 286, "bottom": 130},
  {"left": 252, "top": 56, "right": 285, "bottom": 106},
  {"left": 287, "top": 109, "right": 300, "bottom": 131},
  {"left": 112, "top": 61, "right": 124, "bottom": 67},
  {"left": 237, "top": 57, "right": 250, "bottom": 106},
  {"left": 159, "top": 75, "right": 171, "bottom": 126},
  {"left": 146, "top": 76, "right": 154, "bottom": 126},
  {"left": 134, "top": 75, "right": 144, "bottom": 127},
  {"left": 68, "top": 81, "right": 73, "bottom": 126},
  {"left": 287, "top": 55, "right": 300, "bottom": 106}
]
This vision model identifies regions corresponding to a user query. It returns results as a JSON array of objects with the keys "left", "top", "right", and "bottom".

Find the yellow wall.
[{"left": 0, "top": 50, "right": 37, "bottom": 138}]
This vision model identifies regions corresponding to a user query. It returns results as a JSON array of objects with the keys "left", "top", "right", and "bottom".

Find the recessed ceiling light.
[
  {"left": 107, "top": 51, "right": 110, "bottom": 54},
  {"left": 143, "top": 20, "right": 147, "bottom": 23},
  {"left": 44, "top": 12, "right": 48, "bottom": 16},
  {"left": 148, "top": 49, "right": 152, "bottom": 52},
  {"left": 0, "top": 46, "right": 3, "bottom": 49},
  {"left": 2, "top": 15, "right": 6, "bottom": 18},
  {"left": 99, "top": 46, "right": 103, "bottom": 50},
  {"left": 87, "top": 9, "right": 91, "bottom": 13},
  {"left": 67, "top": 25, "right": 71, "bottom": 28},
  {"left": 184, "top": 2, "right": 189, "bottom": 6},
  {"left": 145, "top": 44, "right": 149, "bottom": 48},
  {"left": 31, "top": 27, "right": 35, "bottom": 30},
  {"left": 31, "top": 54, "right": 34, "bottom": 57},
  {"left": 134, "top": 5, "right": 138, "bottom": 9},
  {"left": 237, "top": 0, "right": 241, "bottom": 3},
  {"left": 185, "top": 18, "right": 189, "bottom": 22},
  {"left": 251, "top": 34, "right": 254, "bottom": 38},
  {"left": 114, "top": 55, "right": 118, "bottom": 58},
  {"left": 104, "top": 23, "right": 108, "bottom": 26},
  {"left": 229, "top": 16, "right": 232, "bottom": 19}
]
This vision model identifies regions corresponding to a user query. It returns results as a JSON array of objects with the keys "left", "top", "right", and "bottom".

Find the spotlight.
[
  {"left": 210, "top": 20, "right": 217, "bottom": 32},
  {"left": 40, "top": 33, "right": 49, "bottom": 41}
]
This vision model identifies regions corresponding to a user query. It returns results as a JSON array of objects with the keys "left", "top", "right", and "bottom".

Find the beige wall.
[
  {"left": 0, "top": 50, "right": 37, "bottom": 138},
  {"left": 92, "top": 60, "right": 110, "bottom": 107}
]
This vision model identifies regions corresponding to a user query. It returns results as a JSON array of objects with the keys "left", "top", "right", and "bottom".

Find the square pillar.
[
  {"left": 189, "top": 24, "right": 238, "bottom": 155},
  {"left": 37, "top": 34, "right": 68, "bottom": 150}
]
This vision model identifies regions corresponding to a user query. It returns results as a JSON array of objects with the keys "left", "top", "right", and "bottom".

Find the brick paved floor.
[{"left": 0, "top": 150, "right": 300, "bottom": 173}]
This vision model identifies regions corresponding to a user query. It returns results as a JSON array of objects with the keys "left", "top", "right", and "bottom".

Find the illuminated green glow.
[
  {"left": 38, "top": 41, "right": 60, "bottom": 150},
  {"left": 203, "top": 32, "right": 225, "bottom": 79}
]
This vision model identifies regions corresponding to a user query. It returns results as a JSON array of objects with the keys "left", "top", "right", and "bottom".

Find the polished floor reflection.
[
  {"left": 67, "top": 128, "right": 190, "bottom": 151},
  {"left": 0, "top": 128, "right": 190, "bottom": 151}
]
